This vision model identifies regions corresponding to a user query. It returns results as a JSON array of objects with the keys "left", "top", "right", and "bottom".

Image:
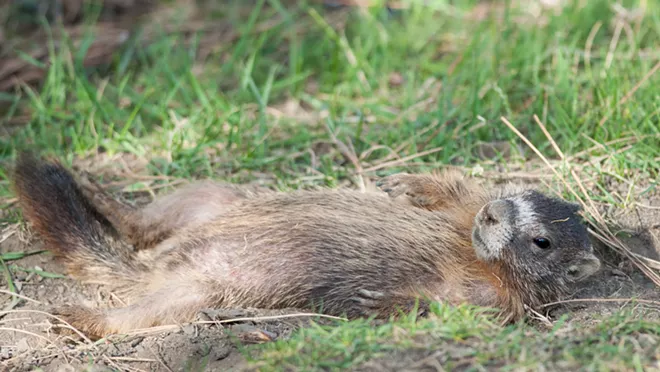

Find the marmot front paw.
[
  {"left": 377, "top": 173, "right": 434, "bottom": 207},
  {"left": 376, "top": 173, "right": 414, "bottom": 198}
]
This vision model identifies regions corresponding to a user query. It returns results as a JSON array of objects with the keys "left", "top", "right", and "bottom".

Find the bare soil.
[{"left": 1, "top": 175, "right": 659, "bottom": 372}]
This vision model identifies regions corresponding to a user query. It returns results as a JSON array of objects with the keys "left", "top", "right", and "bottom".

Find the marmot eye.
[{"left": 533, "top": 237, "right": 551, "bottom": 249}]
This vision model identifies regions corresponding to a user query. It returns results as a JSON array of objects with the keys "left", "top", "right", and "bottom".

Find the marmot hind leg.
[
  {"left": 53, "top": 280, "right": 217, "bottom": 339},
  {"left": 78, "top": 174, "right": 255, "bottom": 251},
  {"left": 77, "top": 173, "right": 170, "bottom": 251}
]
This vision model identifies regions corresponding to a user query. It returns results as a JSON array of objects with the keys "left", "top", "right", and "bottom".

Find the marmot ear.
[{"left": 566, "top": 252, "right": 600, "bottom": 282}]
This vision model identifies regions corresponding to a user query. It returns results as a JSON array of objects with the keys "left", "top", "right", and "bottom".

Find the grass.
[
  {"left": 2, "top": 0, "right": 658, "bottom": 192},
  {"left": 249, "top": 304, "right": 660, "bottom": 371},
  {"left": 1, "top": 0, "right": 660, "bottom": 370}
]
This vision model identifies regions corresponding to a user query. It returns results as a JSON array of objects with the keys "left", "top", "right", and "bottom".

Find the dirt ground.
[{"left": 1, "top": 173, "right": 660, "bottom": 372}]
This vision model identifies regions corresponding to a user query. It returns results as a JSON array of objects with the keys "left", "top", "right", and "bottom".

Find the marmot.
[{"left": 12, "top": 153, "right": 600, "bottom": 339}]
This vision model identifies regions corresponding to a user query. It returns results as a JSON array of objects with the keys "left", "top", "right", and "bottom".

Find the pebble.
[
  {"left": 16, "top": 338, "right": 30, "bottom": 353},
  {"left": 130, "top": 337, "right": 144, "bottom": 348},
  {"left": 212, "top": 346, "right": 231, "bottom": 361},
  {"left": 181, "top": 324, "right": 196, "bottom": 336},
  {"left": 610, "top": 269, "right": 627, "bottom": 277}
]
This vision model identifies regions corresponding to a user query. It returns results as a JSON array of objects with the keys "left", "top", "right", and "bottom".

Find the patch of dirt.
[{"left": 1, "top": 175, "right": 659, "bottom": 371}]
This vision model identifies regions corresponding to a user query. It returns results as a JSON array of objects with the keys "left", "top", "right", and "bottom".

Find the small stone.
[
  {"left": 212, "top": 346, "right": 231, "bottom": 361},
  {"left": 16, "top": 338, "right": 30, "bottom": 353},
  {"left": 610, "top": 269, "right": 626, "bottom": 277},
  {"left": 181, "top": 324, "right": 196, "bottom": 336},
  {"left": 130, "top": 337, "right": 144, "bottom": 348},
  {"left": 0, "top": 346, "right": 15, "bottom": 359},
  {"left": 14, "top": 271, "right": 28, "bottom": 281}
]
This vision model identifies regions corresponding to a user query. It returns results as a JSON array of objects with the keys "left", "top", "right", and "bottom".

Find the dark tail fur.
[{"left": 12, "top": 153, "right": 144, "bottom": 284}]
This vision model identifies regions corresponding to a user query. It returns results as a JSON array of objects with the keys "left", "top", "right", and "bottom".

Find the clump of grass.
[
  {"left": 2, "top": 0, "right": 659, "bottom": 187},
  {"left": 247, "top": 303, "right": 660, "bottom": 371},
  {"left": 247, "top": 303, "right": 501, "bottom": 370}
]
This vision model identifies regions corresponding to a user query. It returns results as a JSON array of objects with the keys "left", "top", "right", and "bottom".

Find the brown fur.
[{"left": 12, "top": 155, "right": 600, "bottom": 339}]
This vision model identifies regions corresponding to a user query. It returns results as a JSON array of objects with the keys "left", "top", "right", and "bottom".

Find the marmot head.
[{"left": 471, "top": 189, "right": 600, "bottom": 304}]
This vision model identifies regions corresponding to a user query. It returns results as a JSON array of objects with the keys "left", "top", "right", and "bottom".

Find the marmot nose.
[
  {"left": 482, "top": 206, "right": 498, "bottom": 225},
  {"left": 481, "top": 200, "right": 510, "bottom": 225}
]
